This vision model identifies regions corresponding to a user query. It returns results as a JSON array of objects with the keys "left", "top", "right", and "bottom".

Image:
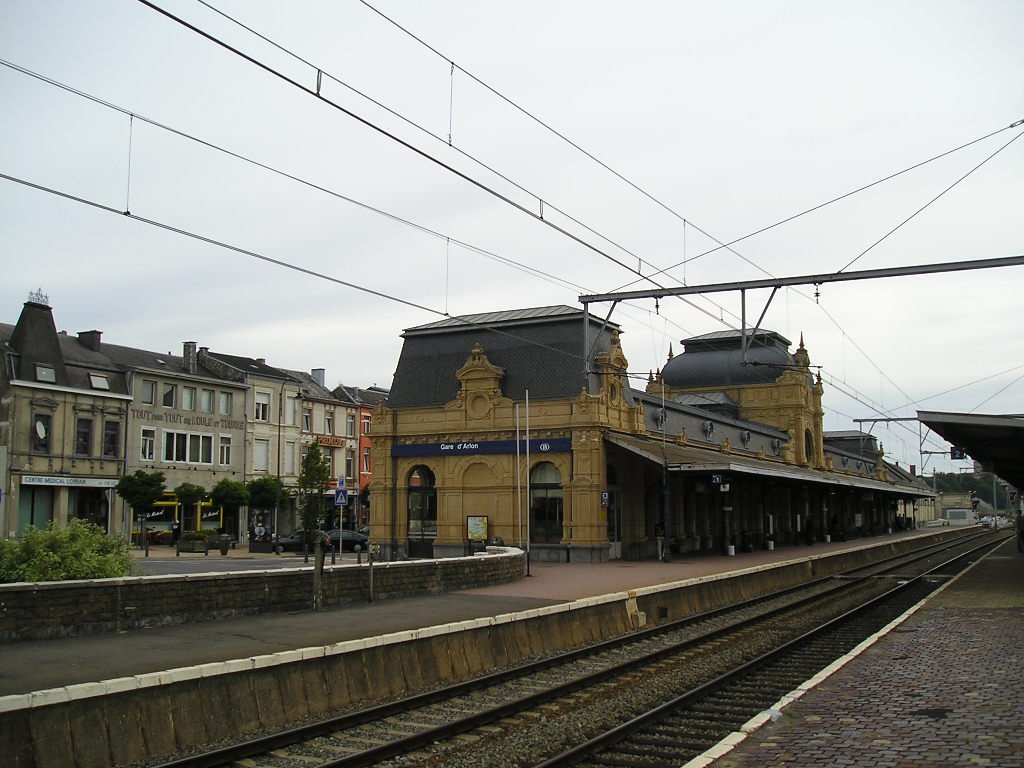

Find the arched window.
[
  {"left": 804, "top": 429, "right": 814, "bottom": 463},
  {"left": 530, "top": 461, "right": 563, "bottom": 544},
  {"left": 407, "top": 465, "right": 437, "bottom": 539}
]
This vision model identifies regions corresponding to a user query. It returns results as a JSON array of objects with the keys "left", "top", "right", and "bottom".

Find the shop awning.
[{"left": 605, "top": 432, "right": 933, "bottom": 497}]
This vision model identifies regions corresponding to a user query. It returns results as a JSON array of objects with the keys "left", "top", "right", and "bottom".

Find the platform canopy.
[{"left": 917, "top": 411, "right": 1024, "bottom": 489}]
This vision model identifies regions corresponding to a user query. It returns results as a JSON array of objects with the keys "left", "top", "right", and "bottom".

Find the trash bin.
[{"left": 218, "top": 534, "right": 230, "bottom": 556}]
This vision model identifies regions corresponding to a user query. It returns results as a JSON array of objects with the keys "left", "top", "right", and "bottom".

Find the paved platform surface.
[{"left": 711, "top": 535, "right": 1024, "bottom": 768}]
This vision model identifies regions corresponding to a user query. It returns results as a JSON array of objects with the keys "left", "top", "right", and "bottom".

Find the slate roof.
[
  {"left": 663, "top": 328, "right": 796, "bottom": 388},
  {"left": 1, "top": 308, "right": 130, "bottom": 396},
  {"left": 389, "top": 305, "right": 620, "bottom": 408},
  {"left": 334, "top": 384, "right": 390, "bottom": 407},
  {"left": 279, "top": 368, "right": 341, "bottom": 402},
  {"left": 205, "top": 352, "right": 295, "bottom": 381}
]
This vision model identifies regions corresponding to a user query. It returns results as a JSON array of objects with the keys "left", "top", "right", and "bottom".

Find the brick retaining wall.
[{"left": 0, "top": 547, "right": 526, "bottom": 642}]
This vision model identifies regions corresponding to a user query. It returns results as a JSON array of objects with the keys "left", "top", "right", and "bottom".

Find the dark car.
[
  {"left": 275, "top": 528, "right": 368, "bottom": 553},
  {"left": 326, "top": 528, "right": 369, "bottom": 552}
]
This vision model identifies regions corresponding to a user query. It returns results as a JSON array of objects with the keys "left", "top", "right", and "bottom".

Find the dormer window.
[
  {"left": 35, "top": 364, "right": 56, "bottom": 383},
  {"left": 89, "top": 373, "right": 110, "bottom": 390}
]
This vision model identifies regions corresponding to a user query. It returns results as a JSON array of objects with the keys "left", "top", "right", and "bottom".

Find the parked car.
[
  {"left": 275, "top": 528, "right": 368, "bottom": 553},
  {"left": 326, "top": 528, "right": 369, "bottom": 552},
  {"left": 274, "top": 529, "right": 324, "bottom": 553}
]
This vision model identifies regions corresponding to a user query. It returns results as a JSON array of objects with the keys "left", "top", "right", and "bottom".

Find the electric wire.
[
  {"left": 837, "top": 130, "right": 1024, "bottom": 273},
  {"left": 0, "top": 169, "right": 650, "bottom": 372},
  {"left": 0, "top": 56, "right": 697, "bottom": 361},
  {"left": 969, "top": 370, "right": 1024, "bottom": 413},
  {"left": 156, "top": 1, "right": 923, "bottom": 424},
  {"left": 188, "top": 0, "right": 666, "bottom": 283},
  {"left": 184, "top": 0, "right": 746, "bottom": 329},
  {"left": 193, "top": 0, "right": 1023, "bottom": 431}
]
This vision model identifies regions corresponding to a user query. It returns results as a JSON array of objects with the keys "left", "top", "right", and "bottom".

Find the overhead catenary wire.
[
  {"left": 0, "top": 56, "right": 697, "bottom": 357},
  {"left": 145, "top": 2, "right": 949, "bottom": 432},
  {"left": 0, "top": 169, "right": 622, "bottom": 367}
]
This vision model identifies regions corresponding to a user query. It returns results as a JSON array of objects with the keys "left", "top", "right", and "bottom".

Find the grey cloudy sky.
[{"left": 1, "top": 0, "right": 1022, "bottom": 474}]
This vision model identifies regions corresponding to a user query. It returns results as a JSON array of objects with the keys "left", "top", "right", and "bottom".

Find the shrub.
[{"left": 0, "top": 519, "right": 134, "bottom": 583}]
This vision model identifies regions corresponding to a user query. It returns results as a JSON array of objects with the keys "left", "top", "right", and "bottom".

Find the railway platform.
[
  {"left": 710, "top": 535, "right": 1024, "bottom": 768},
  {"left": 1, "top": 528, "right": 1020, "bottom": 768},
  {"left": 0, "top": 528, "right": 940, "bottom": 696}
]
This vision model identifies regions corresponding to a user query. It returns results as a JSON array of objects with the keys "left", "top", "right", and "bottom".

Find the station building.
[{"left": 368, "top": 306, "right": 932, "bottom": 562}]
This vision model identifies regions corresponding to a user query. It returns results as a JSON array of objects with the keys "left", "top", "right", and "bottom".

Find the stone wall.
[{"left": 0, "top": 548, "right": 526, "bottom": 642}]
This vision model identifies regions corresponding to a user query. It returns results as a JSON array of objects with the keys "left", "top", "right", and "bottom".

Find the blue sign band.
[{"left": 392, "top": 438, "right": 571, "bottom": 457}]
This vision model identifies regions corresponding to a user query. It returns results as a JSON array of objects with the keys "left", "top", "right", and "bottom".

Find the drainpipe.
[{"left": 390, "top": 406, "right": 398, "bottom": 560}]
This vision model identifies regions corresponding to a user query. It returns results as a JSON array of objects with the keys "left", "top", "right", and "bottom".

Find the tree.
[
  {"left": 247, "top": 475, "right": 285, "bottom": 511},
  {"left": 297, "top": 442, "right": 331, "bottom": 538},
  {"left": 0, "top": 519, "right": 134, "bottom": 582},
  {"left": 211, "top": 478, "right": 249, "bottom": 519},
  {"left": 174, "top": 482, "right": 206, "bottom": 530},
  {"left": 115, "top": 470, "right": 166, "bottom": 542},
  {"left": 297, "top": 443, "right": 332, "bottom": 605}
]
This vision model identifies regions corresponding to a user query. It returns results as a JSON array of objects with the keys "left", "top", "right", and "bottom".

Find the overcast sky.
[{"left": 1, "top": 0, "right": 1021, "bottom": 474}]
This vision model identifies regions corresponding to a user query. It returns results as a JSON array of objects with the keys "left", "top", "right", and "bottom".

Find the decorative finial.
[{"left": 27, "top": 288, "right": 49, "bottom": 306}]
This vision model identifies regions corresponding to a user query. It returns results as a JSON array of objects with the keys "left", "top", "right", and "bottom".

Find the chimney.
[
  {"left": 312, "top": 368, "right": 325, "bottom": 387},
  {"left": 183, "top": 341, "right": 198, "bottom": 375},
  {"left": 78, "top": 330, "right": 102, "bottom": 352},
  {"left": 256, "top": 358, "right": 266, "bottom": 365}
]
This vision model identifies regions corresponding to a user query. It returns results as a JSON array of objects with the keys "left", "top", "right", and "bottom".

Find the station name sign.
[{"left": 392, "top": 438, "right": 571, "bottom": 458}]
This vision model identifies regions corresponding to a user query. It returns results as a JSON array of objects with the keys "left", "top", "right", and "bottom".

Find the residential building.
[
  {"left": 0, "top": 295, "right": 130, "bottom": 538},
  {"left": 103, "top": 340, "right": 248, "bottom": 539},
  {"left": 333, "top": 383, "right": 389, "bottom": 527}
]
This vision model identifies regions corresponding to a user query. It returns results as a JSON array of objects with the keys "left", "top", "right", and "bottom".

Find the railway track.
[{"left": 148, "top": 531, "right": 1006, "bottom": 768}]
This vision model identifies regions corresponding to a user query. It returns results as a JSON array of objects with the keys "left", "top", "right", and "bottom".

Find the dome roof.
[{"left": 662, "top": 329, "right": 795, "bottom": 389}]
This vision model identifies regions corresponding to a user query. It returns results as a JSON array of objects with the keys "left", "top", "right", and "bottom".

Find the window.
[
  {"left": 362, "top": 414, "right": 371, "bottom": 435},
  {"left": 218, "top": 435, "right": 232, "bottom": 466},
  {"left": 89, "top": 373, "right": 110, "bottom": 390},
  {"left": 162, "top": 431, "right": 212, "bottom": 464},
  {"left": 345, "top": 454, "right": 354, "bottom": 484},
  {"left": 346, "top": 414, "right": 355, "bottom": 437},
  {"left": 141, "top": 380, "right": 156, "bottom": 405},
  {"left": 102, "top": 421, "right": 120, "bottom": 458},
  {"left": 302, "top": 408, "right": 312, "bottom": 432},
  {"left": 253, "top": 439, "right": 270, "bottom": 472},
  {"left": 285, "top": 397, "right": 297, "bottom": 426},
  {"left": 187, "top": 434, "right": 212, "bottom": 464},
  {"left": 75, "top": 418, "right": 93, "bottom": 455},
  {"left": 362, "top": 446, "right": 371, "bottom": 473},
  {"left": 324, "top": 410, "right": 333, "bottom": 435},
  {"left": 35, "top": 364, "right": 56, "bottom": 383},
  {"left": 182, "top": 386, "right": 196, "bottom": 411},
  {"left": 255, "top": 392, "right": 270, "bottom": 421},
  {"left": 284, "top": 441, "right": 295, "bottom": 475},
  {"left": 200, "top": 389, "right": 214, "bottom": 413},
  {"left": 31, "top": 413, "right": 51, "bottom": 453},
  {"left": 162, "top": 383, "right": 176, "bottom": 408},
  {"left": 141, "top": 428, "right": 156, "bottom": 461},
  {"left": 218, "top": 391, "right": 232, "bottom": 416}
]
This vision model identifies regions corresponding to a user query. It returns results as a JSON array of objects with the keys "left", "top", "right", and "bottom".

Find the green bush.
[
  {"left": 0, "top": 519, "right": 134, "bottom": 583},
  {"left": 180, "top": 529, "right": 217, "bottom": 542}
]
